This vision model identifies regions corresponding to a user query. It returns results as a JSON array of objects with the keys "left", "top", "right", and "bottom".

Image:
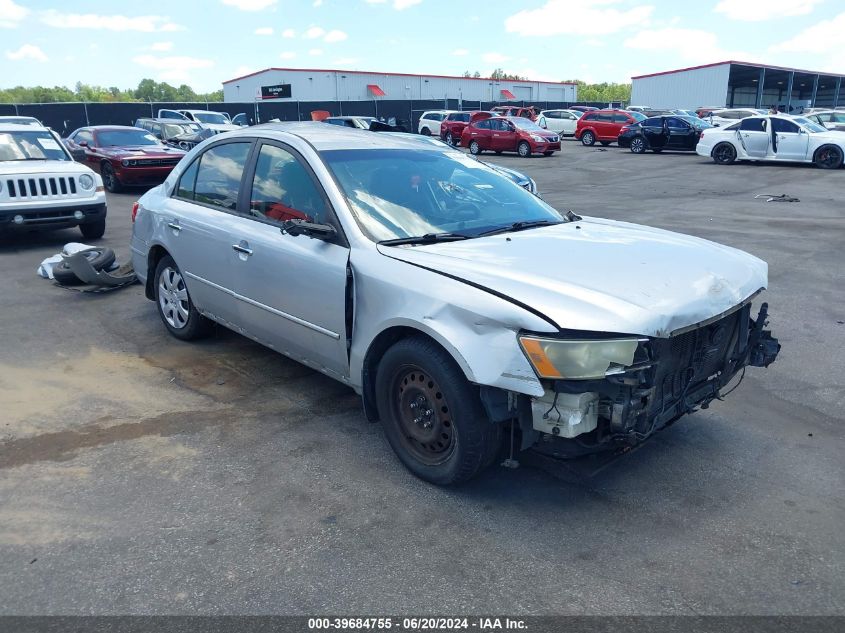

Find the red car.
[
  {"left": 439, "top": 111, "right": 497, "bottom": 146},
  {"left": 64, "top": 125, "right": 186, "bottom": 192},
  {"left": 491, "top": 106, "right": 538, "bottom": 120},
  {"left": 461, "top": 116, "right": 561, "bottom": 157},
  {"left": 575, "top": 109, "right": 646, "bottom": 146}
]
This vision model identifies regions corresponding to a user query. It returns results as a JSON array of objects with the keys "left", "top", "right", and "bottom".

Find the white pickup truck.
[{"left": 0, "top": 124, "right": 107, "bottom": 238}]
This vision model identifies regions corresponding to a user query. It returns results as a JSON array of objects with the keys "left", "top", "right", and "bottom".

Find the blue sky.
[{"left": 2, "top": 0, "right": 844, "bottom": 92}]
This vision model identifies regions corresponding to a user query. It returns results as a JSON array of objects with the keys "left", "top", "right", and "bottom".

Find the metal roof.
[{"left": 632, "top": 60, "right": 845, "bottom": 80}]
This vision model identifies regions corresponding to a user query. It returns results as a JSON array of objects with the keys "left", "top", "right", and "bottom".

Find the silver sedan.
[{"left": 131, "top": 123, "right": 779, "bottom": 484}]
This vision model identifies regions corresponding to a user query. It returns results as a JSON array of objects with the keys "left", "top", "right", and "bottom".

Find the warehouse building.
[
  {"left": 631, "top": 61, "right": 845, "bottom": 111},
  {"left": 223, "top": 67, "right": 577, "bottom": 104}
]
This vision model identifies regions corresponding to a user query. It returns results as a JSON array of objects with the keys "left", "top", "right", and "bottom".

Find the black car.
[
  {"left": 618, "top": 115, "right": 713, "bottom": 154},
  {"left": 133, "top": 118, "right": 214, "bottom": 150}
]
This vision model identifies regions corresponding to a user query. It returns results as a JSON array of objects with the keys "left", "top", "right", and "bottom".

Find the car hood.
[
  {"left": 200, "top": 123, "right": 240, "bottom": 132},
  {"left": 97, "top": 146, "right": 185, "bottom": 159},
  {"left": 0, "top": 159, "right": 95, "bottom": 176},
  {"left": 376, "top": 217, "right": 767, "bottom": 337}
]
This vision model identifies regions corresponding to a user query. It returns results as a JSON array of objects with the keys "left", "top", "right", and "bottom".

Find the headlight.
[
  {"left": 519, "top": 336, "right": 641, "bottom": 380},
  {"left": 78, "top": 174, "right": 94, "bottom": 190},
  {"left": 531, "top": 135, "right": 545, "bottom": 142},
  {"left": 121, "top": 159, "right": 130, "bottom": 167}
]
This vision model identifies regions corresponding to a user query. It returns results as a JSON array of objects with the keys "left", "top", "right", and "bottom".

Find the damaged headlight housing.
[{"left": 518, "top": 336, "right": 642, "bottom": 380}]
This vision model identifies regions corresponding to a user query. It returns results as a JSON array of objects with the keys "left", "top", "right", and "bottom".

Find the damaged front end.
[{"left": 514, "top": 302, "right": 780, "bottom": 458}]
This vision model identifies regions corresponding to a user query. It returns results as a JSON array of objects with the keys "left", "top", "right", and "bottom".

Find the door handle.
[
  {"left": 167, "top": 221, "right": 181, "bottom": 231},
  {"left": 232, "top": 244, "right": 253, "bottom": 256}
]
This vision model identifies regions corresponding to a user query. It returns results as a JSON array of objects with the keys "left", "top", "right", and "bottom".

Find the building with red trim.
[
  {"left": 631, "top": 61, "right": 845, "bottom": 111},
  {"left": 222, "top": 67, "right": 577, "bottom": 103}
]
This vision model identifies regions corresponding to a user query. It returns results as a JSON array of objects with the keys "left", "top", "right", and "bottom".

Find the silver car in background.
[{"left": 131, "top": 123, "right": 779, "bottom": 485}]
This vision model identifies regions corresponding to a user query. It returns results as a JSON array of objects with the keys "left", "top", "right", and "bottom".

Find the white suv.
[
  {"left": 0, "top": 124, "right": 107, "bottom": 238},
  {"left": 418, "top": 110, "right": 456, "bottom": 136}
]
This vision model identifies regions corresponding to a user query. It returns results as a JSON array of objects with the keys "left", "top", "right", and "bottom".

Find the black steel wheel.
[
  {"left": 101, "top": 162, "right": 122, "bottom": 193},
  {"left": 712, "top": 142, "right": 737, "bottom": 165},
  {"left": 375, "top": 337, "right": 500, "bottom": 485},
  {"left": 814, "top": 144, "right": 843, "bottom": 169},
  {"left": 630, "top": 136, "right": 646, "bottom": 154}
]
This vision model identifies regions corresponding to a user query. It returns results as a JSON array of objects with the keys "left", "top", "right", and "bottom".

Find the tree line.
[
  {"left": 461, "top": 70, "right": 631, "bottom": 103},
  {"left": 0, "top": 79, "right": 224, "bottom": 104}
]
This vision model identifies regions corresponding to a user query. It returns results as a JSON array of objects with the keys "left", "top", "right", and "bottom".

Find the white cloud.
[
  {"left": 0, "top": 0, "right": 28, "bottom": 28},
  {"left": 324, "top": 29, "right": 347, "bottom": 42},
  {"left": 150, "top": 41, "right": 173, "bottom": 51},
  {"left": 133, "top": 54, "right": 214, "bottom": 82},
  {"left": 482, "top": 52, "right": 510, "bottom": 63},
  {"left": 506, "top": 0, "right": 653, "bottom": 36},
  {"left": 5, "top": 44, "right": 47, "bottom": 62},
  {"left": 624, "top": 28, "right": 753, "bottom": 64},
  {"left": 452, "top": 48, "right": 469, "bottom": 56},
  {"left": 308, "top": 48, "right": 323, "bottom": 56},
  {"left": 40, "top": 10, "right": 183, "bottom": 32},
  {"left": 313, "top": 0, "right": 323, "bottom": 5},
  {"left": 281, "top": 28, "right": 296, "bottom": 38},
  {"left": 254, "top": 27, "right": 274, "bottom": 35},
  {"left": 394, "top": 0, "right": 422, "bottom": 9},
  {"left": 304, "top": 26, "right": 325, "bottom": 39},
  {"left": 220, "top": 0, "right": 278, "bottom": 10},
  {"left": 772, "top": 12, "right": 845, "bottom": 54},
  {"left": 715, "top": 0, "right": 821, "bottom": 21},
  {"left": 280, "top": 51, "right": 297, "bottom": 59}
]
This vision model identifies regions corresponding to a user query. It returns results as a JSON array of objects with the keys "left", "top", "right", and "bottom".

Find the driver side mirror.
[
  {"left": 78, "top": 141, "right": 88, "bottom": 147},
  {"left": 281, "top": 218, "right": 337, "bottom": 240}
]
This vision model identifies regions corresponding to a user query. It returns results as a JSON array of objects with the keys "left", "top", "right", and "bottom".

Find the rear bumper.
[{"left": 0, "top": 202, "right": 106, "bottom": 231}]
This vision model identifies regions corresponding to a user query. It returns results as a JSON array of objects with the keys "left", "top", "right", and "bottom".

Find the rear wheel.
[
  {"left": 375, "top": 337, "right": 500, "bottom": 485},
  {"left": 712, "top": 142, "right": 737, "bottom": 165},
  {"left": 814, "top": 144, "right": 843, "bottom": 169},
  {"left": 630, "top": 136, "right": 646, "bottom": 154},
  {"left": 580, "top": 130, "right": 595, "bottom": 146},
  {"left": 518, "top": 141, "right": 531, "bottom": 157},
  {"left": 101, "top": 162, "right": 122, "bottom": 193},
  {"left": 445, "top": 131, "right": 456, "bottom": 146},
  {"left": 469, "top": 140, "right": 482, "bottom": 155},
  {"left": 154, "top": 255, "right": 212, "bottom": 341}
]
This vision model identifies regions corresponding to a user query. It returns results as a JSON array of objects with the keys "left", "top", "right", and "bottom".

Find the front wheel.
[
  {"left": 712, "top": 142, "right": 737, "bottom": 165},
  {"left": 79, "top": 217, "right": 106, "bottom": 239},
  {"left": 101, "top": 162, "right": 122, "bottom": 193},
  {"left": 814, "top": 144, "right": 843, "bottom": 169},
  {"left": 375, "top": 337, "right": 500, "bottom": 485},
  {"left": 154, "top": 255, "right": 213, "bottom": 341},
  {"left": 630, "top": 136, "right": 646, "bottom": 154},
  {"left": 469, "top": 140, "right": 482, "bottom": 155},
  {"left": 518, "top": 141, "right": 531, "bottom": 157},
  {"left": 580, "top": 131, "right": 595, "bottom": 146}
]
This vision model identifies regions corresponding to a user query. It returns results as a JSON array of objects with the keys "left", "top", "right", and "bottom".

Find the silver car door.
[
  {"left": 231, "top": 141, "right": 350, "bottom": 379},
  {"left": 771, "top": 118, "right": 810, "bottom": 161},
  {"left": 162, "top": 140, "right": 254, "bottom": 328},
  {"left": 737, "top": 118, "right": 769, "bottom": 157}
]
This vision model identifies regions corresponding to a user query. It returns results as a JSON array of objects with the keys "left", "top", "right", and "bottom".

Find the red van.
[{"left": 575, "top": 109, "right": 646, "bottom": 146}]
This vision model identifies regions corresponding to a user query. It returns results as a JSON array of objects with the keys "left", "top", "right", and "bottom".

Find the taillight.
[
  {"left": 131, "top": 201, "right": 139, "bottom": 222},
  {"left": 620, "top": 125, "right": 631, "bottom": 133},
  {"left": 700, "top": 131, "right": 705, "bottom": 139}
]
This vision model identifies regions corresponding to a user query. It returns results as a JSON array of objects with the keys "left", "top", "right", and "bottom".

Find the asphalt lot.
[{"left": 1, "top": 139, "right": 843, "bottom": 615}]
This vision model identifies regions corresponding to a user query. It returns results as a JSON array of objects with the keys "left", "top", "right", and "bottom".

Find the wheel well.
[
  {"left": 144, "top": 245, "right": 170, "bottom": 300},
  {"left": 813, "top": 144, "right": 842, "bottom": 161},
  {"left": 711, "top": 141, "right": 734, "bottom": 155},
  {"left": 361, "top": 326, "right": 456, "bottom": 423}
]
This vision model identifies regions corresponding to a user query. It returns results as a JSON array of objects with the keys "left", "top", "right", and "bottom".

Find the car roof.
[
  {"left": 234, "top": 122, "right": 450, "bottom": 151},
  {"left": 80, "top": 125, "right": 146, "bottom": 131},
  {"left": 0, "top": 123, "right": 51, "bottom": 132}
]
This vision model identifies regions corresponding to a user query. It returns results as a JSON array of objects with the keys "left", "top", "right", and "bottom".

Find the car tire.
[
  {"left": 518, "top": 141, "right": 531, "bottom": 157},
  {"left": 469, "top": 140, "right": 482, "bottom": 155},
  {"left": 153, "top": 255, "right": 212, "bottom": 341},
  {"left": 712, "top": 142, "right": 737, "bottom": 165},
  {"left": 630, "top": 136, "right": 646, "bottom": 154},
  {"left": 79, "top": 217, "right": 106, "bottom": 240},
  {"left": 543, "top": 151, "right": 554, "bottom": 156},
  {"left": 445, "top": 132, "right": 456, "bottom": 146},
  {"left": 52, "top": 247, "right": 116, "bottom": 285},
  {"left": 375, "top": 336, "right": 499, "bottom": 485},
  {"left": 600, "top": 141, "right": 611, "bottom": 146},
  {"left": 581, "top": 131, "right": 595, "bottom": 146},
  {"left": 813, "top": 144, "right": 843, "bottom": 169},
  {"left": 101, "top": 162, "right": 122, "bottom": 193},
  {"left": 420, "top": 127, "right": 431, "bottom": 136}
]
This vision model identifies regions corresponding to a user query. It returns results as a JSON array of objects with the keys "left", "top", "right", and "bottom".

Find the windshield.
[
  {"left": 630, "top": 112, "right": 647, "bottom": 122},
  {"left": 165, "top": 122, "right": 202, "bottom": 137},
  {"left": 0, "top": 130, "right": 70, "bottom": 161},
  {"left": 96, "top": 129, "right": 160, "bottom": 147},
  {"left": 192, "top": 112, "right": 229, "bottom": 124},
  {"left": 793, "top": 117, "right": 827, "bottom": 133},
  {"left": 321, "top": 148, "right": 564, "bottom": 242},
  {"left": 510, "top": 117, "right": 545, "bottom": 132},
  {"left": 680, "top": 115, "right": 712, "bottom": 129}
]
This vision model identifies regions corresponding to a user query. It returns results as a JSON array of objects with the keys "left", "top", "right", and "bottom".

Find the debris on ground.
[
  {"left": 37, "top": 243, "right": 137, "bottom": 291},
  {"left": 754, "top": 193, "right": 800, "bottom": 202}
]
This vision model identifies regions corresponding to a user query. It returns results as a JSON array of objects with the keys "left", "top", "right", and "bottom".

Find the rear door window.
[
  {"left": 740, "top": 118, "right": 767, "bottom": 132},
  {"left": 187, "top": 142, "right": 252, "bottom": 210}
]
